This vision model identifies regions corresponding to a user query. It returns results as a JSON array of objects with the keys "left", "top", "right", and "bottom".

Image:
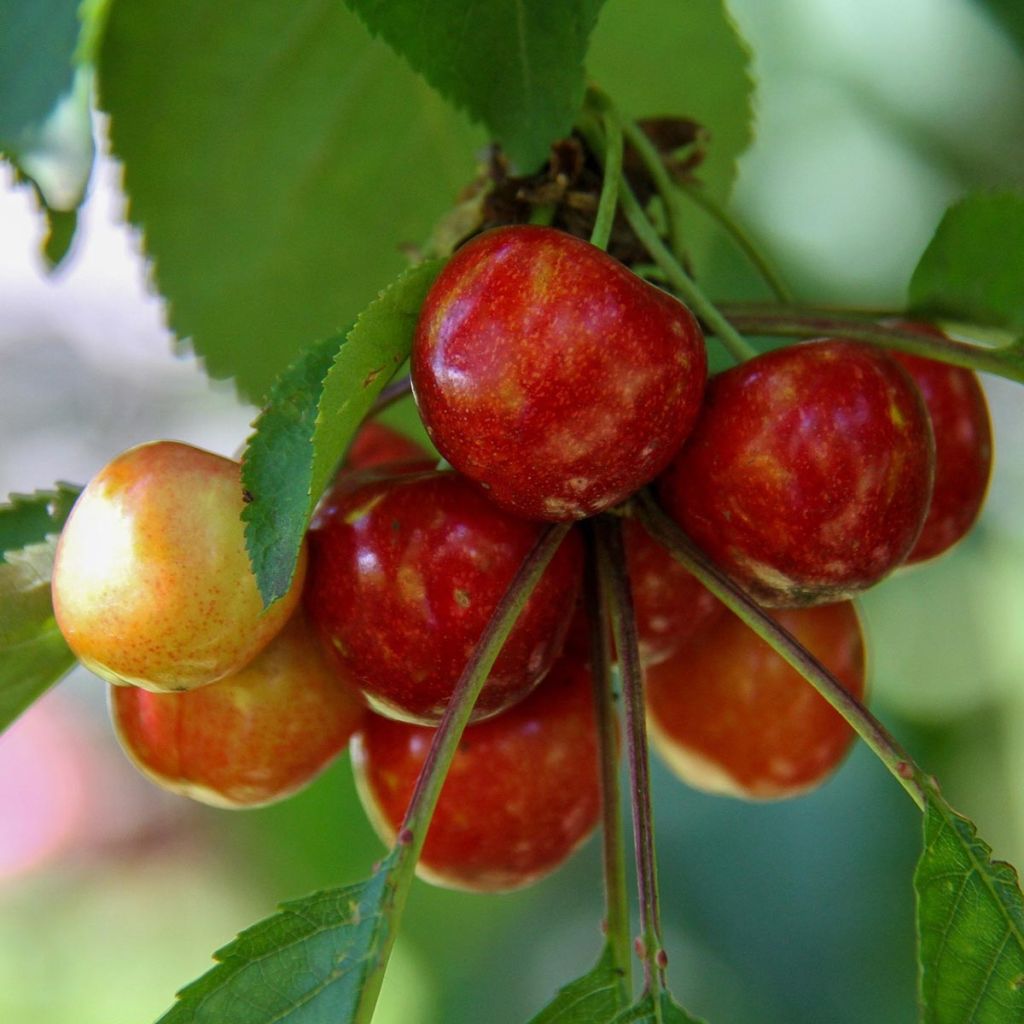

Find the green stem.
[
  {"left": 595, "top": 516, "right": 669, "bottom": 995},
  {"left": 678, "top": 182, "right": 794, "bottom": 303},
  {"left": 587, "top": 101, "right": 623, "bottom": 253},
  {"left": 357, "top": 523, "right": 573, "bottom": 1022},
  {"left": 718, "top": 303, "right": 1024, "bottom": 383},
  {"left": 582, "top": 524, "right": 632, "bottom": 993},
  {"left": 633, "top": 493, "right": 928, "bottom": 811},
  {"left": 616, "top": 178, "right": 758, "bottom": 363}
]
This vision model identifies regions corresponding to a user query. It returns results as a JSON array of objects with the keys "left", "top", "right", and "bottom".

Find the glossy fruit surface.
[
  {"left": 624, "top": 517, "right": 724, "bottom": 666},
  {"left": 412, "top": 225, "right": 707, "bottom": 521},
  {"left": 659, "top": 340, "right": 935, "bottom": 606},
  {"left": 351, "top": 653, "right": 602, "bottom": 891},
  {"left": 887, "top": 324, "right": 993, "bottom": 563},
  {"left": 345, "top": 420, "right": 430, "bottom": 471},
  {"left": 646, "top": 601, "right": 865, "bottom": 800},
  {"left": 53, "top": 440, "right": 306, "bottom": 691},
  {"left": 110, "top": 611, "right": 364, "bottom": 808},
  {"left": 304, "top": 469, "right": 583, "bottom": 723}
]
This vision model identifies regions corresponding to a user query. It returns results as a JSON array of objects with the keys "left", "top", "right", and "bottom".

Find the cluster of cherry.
[{"left": 49, "top": 225, "right": 992, "bottom": 893}]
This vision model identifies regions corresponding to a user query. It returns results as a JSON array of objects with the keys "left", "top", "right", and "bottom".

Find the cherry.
[
  {"left": 411, "top": 225, "right": 707, "bottom": 521},
  {"left": 658, "top": 339, "right": 935, "bottom": 606},
  {"left": 345, "top": 420, "right": 431, "bottom": 471},
  {"left": 52, "top": 440, "right": 306, "bottom": 692},
  {"left": 886, "top": 323, "right": 993, "bottom": 564},
  {"left": 304, "top": 468, "right": 583, "bottom": 724},
  {"left": 646, "top": 601, "right": 865, "bottom": 800},
  {"left": 351, "top": 651, "right": 602, "bottom": 892},
  {"left": 110, "top": 611, "right": 364, "bottom": 808},
  {"left": 624, "top": 517, "right": 724, "bottom": 666}
]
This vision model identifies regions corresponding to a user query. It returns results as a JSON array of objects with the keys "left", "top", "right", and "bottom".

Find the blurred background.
[{"left": 2, "top": 1, "right": 1024, "bottom": 1021}]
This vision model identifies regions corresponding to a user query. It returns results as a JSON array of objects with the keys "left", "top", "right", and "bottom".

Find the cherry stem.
[
  {"left": 582, "top": 523, "right": 632, "bottom": 994},
  {"left": 595, "top": 515, "right": 668, "bottom": 994},
  {"left": 633, "top": 493, "right": 929, "bottom": 811},
  {"left": 588, "top": 95, "right": 623, "bottom": 253},
  {"left": 357, "top": 523, "right": 573, "bottom": 1024},
  {"left": 369, "top": 375, "right": 413, "bottom": 416},
  {"left": 717, "top": 304, "right": 1024, "bottom": 383},
  {"left": 676, "top": 181, "right": 794, "bottom": 304}
]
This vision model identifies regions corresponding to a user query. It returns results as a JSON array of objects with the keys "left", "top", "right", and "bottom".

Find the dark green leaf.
[
  {"left": 916, "top": 794, "right": 1024, "bottom": 1024},
  {"left": 0, "top": 540, "right": 76, "bottom": 735},
  {"left": 0, "top": 484, "right": 80, "bottom": 563},
  {"left": 909, "top": 191, "right": 1024, "bottom": 331},
  {"left": 242, "top": 334, "right": 343, "bottom": 608},
  {"left": 99, "top": 0, "right": 480, "bottom": 402},
  {"left": 243, "top": 260, "right": 443, "bottom": 606},
  {"left": 344, "top": 0, "right": 606, "bottom": 172},
  {"left": 158, "top": 853, "right": 400, "bottom": 1024},
  {"left": 612, "top": 990, "right": 707, "bottom": 1024},
  {"left": 527, "top": 944, "right": 628, "bottom": 1023},
  {"left": 976, "top": 1, "right": 1024, "bottom": 54}
]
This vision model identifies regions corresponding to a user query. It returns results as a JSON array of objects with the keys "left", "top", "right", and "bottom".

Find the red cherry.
[
  {"left": 345, "top": 420, "right": 431, "bottom": 471},
  {"left": 658, "top": 339, "right": 935, "bottom": 606},
  {"left": 351, "top": 653, "right": 602, "bottom": 892},
  {"left": 646, "top": 601, "right": 865, "bottom": 800},
  {"left": 411, "top": 225, "right": 707, "bottom": 521},
  {"left": 624, "top": 517, "right": 724, "bottom": 666},
  {"left": 304, "top": 469, "right": 583, "bottom": 724},
  {"left": 886, "top": 324, "right": 993, "bottom": 563},
  {"left": 110, "top": 612, "right": 364, "bottom": 808}
]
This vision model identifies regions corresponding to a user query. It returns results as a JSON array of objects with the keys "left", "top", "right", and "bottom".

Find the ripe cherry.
[
  {"left": 624, "top": 517, "right": 724, "bottom": 666},
  {"left": 658, "top": 339, "right": 935, "bottom": 606},
  {"left": 110, "top": 611, "right": 364, "bottom": 807},
  {"left": 351, "top": 652, "right": 602, "bottom": 891},
  {"left": 52, "top": 440, "right": 306, "bottom": 692},
  {"left": 304, "top": 468, "right": 583, "bottom": 724},
  {"left": 412, "top": 225, "right": 707, "bottom": 521},
  {"left": 886, "top": 323, "right": 993, "bottom": 564},
  {"left": 345, "top": 420, "right": 431, "bottom": 471},
  {"left": 646, "top": 601, "right": 865, "bottom": 800}
]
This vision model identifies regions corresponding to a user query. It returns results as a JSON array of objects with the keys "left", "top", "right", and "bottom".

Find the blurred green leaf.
[
  {"left": 158, "top": 853, "right": 401, "bottom": 1024},
  {"left": 243, "top": 260, "right": 442, "bottom": 606},
  {"left": 0, "top": 540, "right": 76, "bottom": 735},
  {"left": 976, "top": 0, "right": 1024, "bottom": 54},
  {"left": 0, "top": 483, "right": 80, "bottom": 562},
  {"left": 0, "top": 0, "right": 95, "bottom": 267},
  {"left": 916, "top": 794, "right": 1024, "bottom": 1024},
  {"left": 344, "top": 0, "right": 606, "bottom": 172},
  {"left": 909, "top": 191, "right": 1024, "bottom": 331},
  {"left": 99, "top": 0, "right": 479, "bottom": 402},
  {"left": 612, "top": 990, "right": 707, "bottom": 1023},
  {"left": 527, "top": 944, "right": 628, "bottom": 1022}
]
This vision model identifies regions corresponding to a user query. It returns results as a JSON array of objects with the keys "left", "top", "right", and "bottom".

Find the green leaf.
[
  {"left": 916, "top": 794, "right": 1024, "bottom": 1024},
  {"left": 611, "top": 990, "right": 707, "bottom": 1024},
  {"left": 243, "top": 260, "right": 443, "bottom": 606},
  {"left": 344, "top": 0, "right": 606, "bottom": 172},
  {"left": 909, "top": 191, "right": 1024, "bottom": 332},
  {"left": 98, "top": 0, "right": 480, "bottom": 402},
  {"left": 588, "top": 0, "right": 754, "bottom": 205},
  {"left": 976, "top": 1, "right": 1024, "bottom": 55},
  {"left": 0, "top": 541, "right": 77, "bottom": 735},
  {"left": 0, "top": 0, "right": 95, "bottom": 266},
  {"left": 0, "top": 484, "right": 81, "bottom": 562},
  {"left": 527, "top": 944, "right": 629, "bottom": 1023},
  {"left": 158, "top": 853, "right": 400, "bottom": 1024}
]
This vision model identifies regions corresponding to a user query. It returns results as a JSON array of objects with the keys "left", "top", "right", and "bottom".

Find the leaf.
[
  {"left": 243, "top": 260, "right": 443, "bottom": 606},
  {"left": 158, "top": 853, "right": 400, "bottom": 1024},
  {"left": 98, "top": 0, "right": 480, "bottom": 402},
  {"left": 527, "top": 944, "right": 628, "bottom": 1023},
  {"left": 916, "top": 793, "right": 1024, "bottom": 1024},
  {"left": 343, "top": 0, "right": 606, "bottom": 172},
  {"left": 0, "top": 541, "right": 77, "bottom": 735},
  {"left": 976, "top": 1, "right": 1024, "bottom": 55},
  {"left": 909, "top": 191, "right": 1024, "bottom": 332},
  {"left": 1, "top": 0, "right": 96, "bottom": 267},
  {"left": 0, "top": 484, "right": 81, "bottom": 563},
  {"left": 611, "top": 990, "right": 707, "bottom": 1024}
]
